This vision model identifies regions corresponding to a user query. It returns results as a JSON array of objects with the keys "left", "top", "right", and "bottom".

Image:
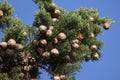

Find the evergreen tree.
[{"left": 0, "top": 0, "right": 113, "bottom": 80}]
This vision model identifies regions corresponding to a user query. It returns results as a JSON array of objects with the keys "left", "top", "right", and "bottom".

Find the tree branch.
[{"left": 38, "top": 64, "right": 55, "bottom": 76}]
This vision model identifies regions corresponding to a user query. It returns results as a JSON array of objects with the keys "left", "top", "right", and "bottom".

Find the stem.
[{"left": 39, "top": 64, "right": 55, "bottom": 75}]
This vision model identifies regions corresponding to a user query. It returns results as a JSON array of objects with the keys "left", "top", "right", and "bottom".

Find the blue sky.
[{"left": 1, "top": 0, "right": 120, "bottom": 80}]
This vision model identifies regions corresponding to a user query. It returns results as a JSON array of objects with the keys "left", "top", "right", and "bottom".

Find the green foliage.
[
  {"left": 31, "top": 1, "right": 113, "bottom": 79},
  {"left": 53, "top": 11, "right": 81, "bottom": 39},
  {"left": 2, "top": 17, "right": 26, "bottom": 44},
  {"left": 0, "top": 73, "right": 9, "bottom": 80},
  {"left": 0, "top": 0, "right": 14, "bottom": 16},
  {"left": 58, "top": 41, "right": 71, "bottom": 54},
  {"left": 0, "top": 67, "right": 23, "bottom": 80},
  {"left": 0, "top": 0, "right": 113, "bottom": 80},
  {"left": 33, "top": 8, "right": 52, "bottom": 27},
  {"left": 33, "top": 0, "right": 53, "bottom": 3},
  {"left": 0, "top": 0, "right": 14, "bottom": 29},
  {"left": 33, "top": 0, "right": 53, "bottom": 8},
  {"left": 8, "top": 67, "right": 22, "bottom": 80},
  {"left": 26, "top": 25, "right": 36, "bottom": 41}
]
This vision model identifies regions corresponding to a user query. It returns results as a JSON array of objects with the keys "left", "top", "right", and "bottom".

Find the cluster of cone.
[
  {"left": 0, "top": 38, "right": 36, "bottom": 79},
  {"left": 33, "top": 24, "right": 66, "bottom": 59},
  {"left": 0, "top": 2, "right": 111, "bottom": 79},
  {"left": 32, "top": 2, "right": 64, "bottom": 60},
  {"left": 0, "top": 39, "right": 23, "bottom": 57},
  {"left": 32, "top": 2, "right": 111, "bottom": 79},
  {"left": 49, "top": 2, "right": 61, "bottom": 22}
]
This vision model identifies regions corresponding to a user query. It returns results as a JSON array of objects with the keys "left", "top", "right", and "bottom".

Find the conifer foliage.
[{"left": 0, "top": 0, "right": 113, "bottom": 80}]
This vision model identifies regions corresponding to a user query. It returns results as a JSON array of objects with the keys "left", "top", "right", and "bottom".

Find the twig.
[{"left": 38, "top": 64, "right": 55, "bottom": 76}]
